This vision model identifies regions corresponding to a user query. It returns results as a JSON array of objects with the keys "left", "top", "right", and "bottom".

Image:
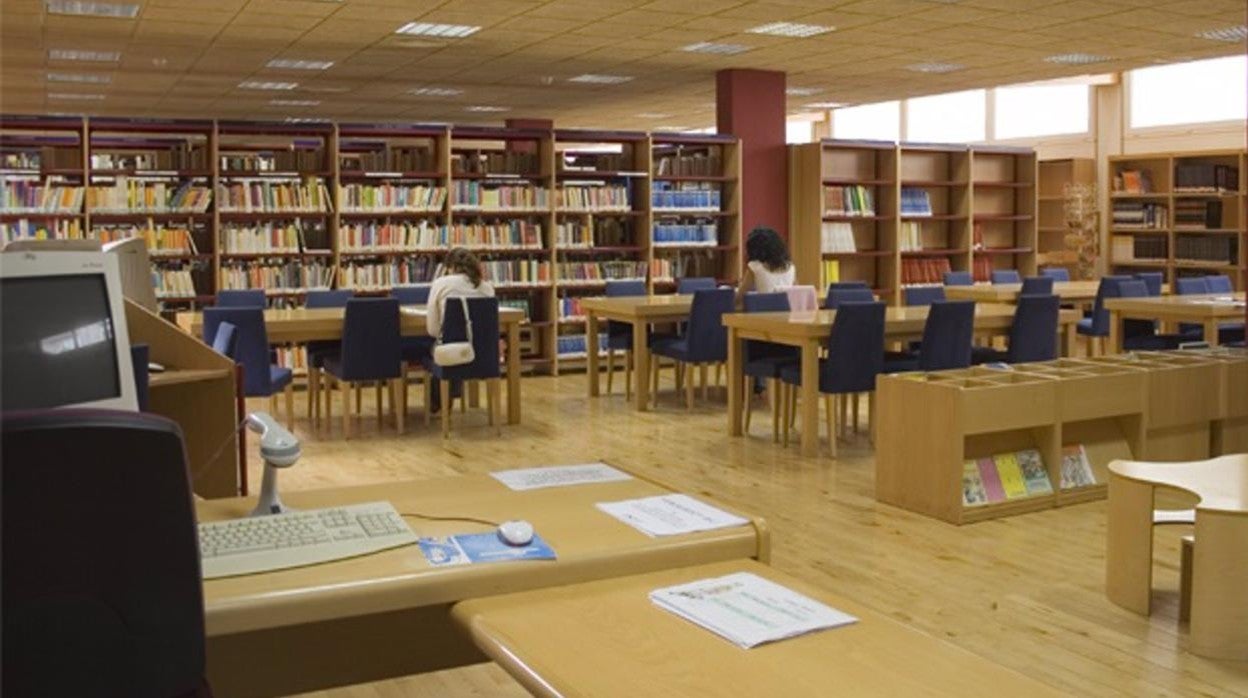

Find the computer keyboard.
[{"left": 198, "top": 501, "right": 418, "bottom": 579}]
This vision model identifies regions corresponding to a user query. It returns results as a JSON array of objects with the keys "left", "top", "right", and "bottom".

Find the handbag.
[{"left": 433, "top": 296, "right": 475, "bottom": 366}]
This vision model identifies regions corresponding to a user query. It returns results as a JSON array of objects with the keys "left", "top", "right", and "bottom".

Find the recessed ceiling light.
[
  {"left": 804, "top": 101, "right": 845, "bottom": 109},
  {"left": 785, "top": 87, "right": 823, "bottom": 96},
  {"left": 568, "top": 74, "right": 634, "bottom": 84},
  {"left": 409, "top": 86, "right": 464, "bottom": 96},
  {"left": 653, "top": 125, "right": 690, "bottom": 131},
  {"left": 906, "top": 62, "right": 964, "bottom": 73},
  {"left": 465, "top": 105, "right": 509, "bottom": 112},
  {"left": 48, "top": 92, "right": 105, "bottom": 100},
  {"left": 239, "top": 80, "right": 298, "bottom": 90},
  {"left": 1195, "top": 25, "right": 1247, "bottom": 42},
  {"left": 284, "top": 117, "right": 330, "bottom": 123},
  {"left": 636, "top": 112, "right": 673, "bottom": 119},
  {"left": 266, "top": 58, "right": 334, "bottom": 70},
  {"left": 48, "top": 48, "right": 120, "bottom": 62},
  {"left": 395, "top": 22, "right": 480, "bottom": 38},
  {"left": 47, "top": 71, "right": 111, "bottom": 84},
  {"left": 302, "top": 85, "right": 350, "bottom": 94},
  {"left": 1043, "top": 53, "right": 1110, "bottom": 65},
  {"left": 270, "top": 99, "right": 320, "bottom": 107},
  {"left": 747, "top": 22, "right": 834, "bottom": 38},
  {"left": 682, "top": 42, "right": 751, "bottom": 55},
  {"left": 45, "top": 0, "right": 139, "bottom": 18}
]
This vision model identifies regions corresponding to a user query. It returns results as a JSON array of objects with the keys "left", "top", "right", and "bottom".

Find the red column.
[{"left": 716, "top": 69, "right": 787, "bottom": 239}]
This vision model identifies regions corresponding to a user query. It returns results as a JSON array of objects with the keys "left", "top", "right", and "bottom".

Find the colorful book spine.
[
  {"left": 217, "top": 178, "right": 331, "bottom": 213},
  {"left": 451, "top": 182, "right": 548, "bottom": 211},
  {"left": 993, "top": 453, "right": 1029, "bottom": 499},
  {"left": 1015, "top": 449, "right": 1053, "bottom": 496},
  {"left": 962, "top": 460, "right": 988, "bottom": 507},
  {"left": 0, "top": 178, "right": 85, "bottom": 213},
  {"left": 2, "top": 218, "right": 85, "bottom": 243},
  {"left": 221, "top": 223, "right": 307, "bottom": 254},
  {"left": 1059, "top": 444, "right": 1097, "bottom": 489},
  {"left": 977, "top": 457, "right": 1005, "bottom": 502},
  {"left": 220, "top": 260, "right": 332, "bottom": 293},
  {"left": 556, "top": 185, "right": 630, "bottom": 212},
  {"left": 338, "top": 183, "right": 446, "bottom": 212}
]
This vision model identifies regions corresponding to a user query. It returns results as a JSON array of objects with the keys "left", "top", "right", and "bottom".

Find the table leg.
[
  {"left": 632, "top": 321, "right": 650, "bottom": 412},
  {"left": 507, "top": 320, "right": 520, "bottom": 425},
  {"left": 800, "top": 339, "right": 819, "bottom": 458},
  {"left": 1062, "top": 323, "right": 1077, "bottom": 358},
  {"left": 587, "top": 313, "right": 600, "bottom": 397},
  {"left": 727, "top": 327, "right": 742, "bottom": 437},
  {"left": 1190, "top": 511, "right": 1248, "bottom": 660},
  {"left": 1203, "top": 319, "right": 1220, "bottom": 347},
  {"left": 1105, "top": 474, "right": 1155, "bottom": 615},
  {"left": 1108, "top": 310, "right": 1123, "bottom": 355}
]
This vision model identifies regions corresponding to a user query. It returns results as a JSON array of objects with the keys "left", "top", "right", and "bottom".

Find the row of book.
[
  {"left": 649, "top": 254, "right": 720, "bottom": 282},
  {"left": 555, "top": 333, "right": 610, "bottom": 358},
  {"left": 219, "top": 152, "right": 325, "bottom": 173},
  {"left": 3, "top": 148, "right": 83, "bottom": 171},
  {"left": 221, "top": 223, "right": 314, "bottom": 254},
  {"left": 273, "top": 346, "right": 308, "bottom": 372},
  {"left": 823, "top": 185, "right": 875, "bottom": 216},
  {"left": 95, "top": 224, "right": 198, "bottom": 255},
  {"left": 654, "top": 222, "right": 719, "bottom": 246},
  {"left": 91, "top": 149, "right": 208, "bottom": 171},
  {"left": 898, "top": 222, "right": 925, "bottom": 251},
  {"left": 451, "top": 182, "right": 548, "bottom": 210},
  {"left": 152, "top": 266, "right": 198, "bottom": 298},
  {"left": 900, "top": 257, "right": 952, "bottom": 285},
  {"left": 1111, "top": 235, "right": 1167, "bottom": 262},
  {"left": 1174, "top": 163, "right": 1239, "bottom": 192},
  {"left": 482, "top": 259, "right": 552, "bottom": 286},
  {"left": 338, "top": 259, "right": 437, "bottom": 290},
  {"left": 558, "top": 296, "right": 588, "bottom": 320},
  {"left": 499, "top": 298, "right": 531, "bottom": 319},
  {"left": 654, "top": 153, "right": 722, "bottom": 177},
  {"left": 1174, "top": 200, "right": 1223, "bottom": 229},
  {"left": 1175, "top": 235, "right": 1239, "bottom": 265},
  {"left": 555, "top": 185, "right": 630, "bottom": 211},
  {"left": 340, "top": 147, "right": 435, "bottom": 173},
  {"left": 961, "top": 445, "right": 1096, "bottom": 507},
  {"left": 821, "top": 222, "right": 859, "bottom": 253},
  {"left": 1, "top": 179, "right": 85, "bottom": 212},
  {"left": 217, "top": 180, "right": 332, "bottom": 213},
  {"left": 652, "top": 183, "right": 721, "bottom": 210},
  {"left": 1, "top": 218, "right": 85, "bottom": 243},
  {"left": 339, "top": 221, "right": 543, "bottom": 251},
  {"left": 971, "top": 256, "right": 995, "bottom": 283},
  {"left": 220, "top": 260, "right": 334, "bottom": 293},
  {"left": 899, "top": 187, "right": 933, "bottom": 216},
  {"left": 818, "top": 259, "right": 841, "bottom": 289},
  {"left": 556, "top": 221, "right": 594, "bottom": 248},
  {"left": 1112, "top": 202, "right": 1168, "bottom": 229},
  {"left": 559, "top": 152, "right": 632, "bottom": 173},
  {"left": 86, "top": 179, "right": 212, "bottom": 213},
  {"left": 339, "top": 184, "right": 446, "bottom": 212},
  {"left": 556, "top": 261, "right": 648, "bottom": 284},
  {"left": 452, "top": 151, "right": 540, "bottom": 176},
  {"left": 1113, "top": 169, "right": 1154, "bottom": 194}
]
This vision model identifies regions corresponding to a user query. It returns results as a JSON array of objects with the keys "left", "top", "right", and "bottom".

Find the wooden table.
[
  {"left": 452, "top": 559, "right": 1063, "bottom": 697},
  {"left": 580, "top": 294, "right": 694, "bottom": 411},
  {"left": 198, "top": 471, "right": 768, "bottom": 696},
  {"left": 178, "top": 305, "right": 526, "bottom": 424},
  {"left": 1103, "top": 292, "right": 1246, "bottom": 354},
  {"left": 945, "top": 280, "right": 1103, "bottom": 307},
  {"left": 1106, "top": 454, "right": 1248, "bottom": 661},
  {"left": 724, "top": 304, "right": 1082, "bottom": 457}
]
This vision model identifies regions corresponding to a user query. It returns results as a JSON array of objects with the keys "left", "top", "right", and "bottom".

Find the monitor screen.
[{"left": 1, "top": 273, "right": 123, "bottom": 410}]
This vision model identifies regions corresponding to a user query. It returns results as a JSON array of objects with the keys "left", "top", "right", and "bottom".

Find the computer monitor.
[
  {"left": 1, "top": 250, "right": 139, "bottom": 411},
  {"left": 102, "top": 236, "right": 160, "bottom": 313}
]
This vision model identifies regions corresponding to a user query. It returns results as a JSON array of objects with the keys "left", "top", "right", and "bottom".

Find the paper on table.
[
  {"left": 650, "top": 572, "right": 858, "bottom": 649},
  {"left": 490, "top": 463, "right": 632, "bottom": 491},
  {"left": 596, "top": 494, "right": 748, "bottom": 537}
]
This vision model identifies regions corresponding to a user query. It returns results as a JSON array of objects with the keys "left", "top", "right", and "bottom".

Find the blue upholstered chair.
[
  {"left": 904, "top": 286, "right": 946, "bottom": 306},
  {"left": 203, "top": 307, "right": 294, "bottom": 427},
  {"left": 778, "top": 301, "right": 885, "bottom": 456},
  {"left": 421, "top": 297, "right": 502, "bottom": 436},
  {"left": 1076, "top": 275, "right": 1132, "bottom": 356},
  {"left": 214, "top": 289, "right": 266, "bottom": 308},
  {"left": 1175, "top": 276, "right": 1212, "bottom": 339},
  {"left": 391, "top": 284, "right": 431, "bottom": 305},
  {"left": 1020, "top": 276, "right": 1054, "bottom": 296},
  {"left": 972, "top": 294, "right": 1059, "bottom": 364},
  {"left": 1040, "top": 267, "right": 1070, "bottom": 282},
  {"left": 826, "top": 286, "right": 875, "bottom": 308},
  {"left": 741, "top": 292, "right": 797, "bottom": 441},
  {"left": 390, "top": 285, "right": 436, "bottom": 413},
  {"left": 1114, "top": 280, "right": 1183, "bottom": 351},
  {"left": 650, "top": 288, "right": 734, "bottom": 409},
  {"left": 1205, "top": 276, "right": 1246, "bottom": 343},
  {"left": 1175, "top": 276, "right": 1244, "bottom": 343},
  {"left": 321, "top": 298, "right": 403, "bottom": 437},
  {"left": 824, "top": 281, "right": 870, "bottom": 308},
  {"left": 604, "top": 279, "right": 647, "bottom": 399},
  {"left": 883, "top": 300, "right": 975, "bottom": 373},
  {"left": 944, "top": 271, "right": 973, "bottom": 286},
  {"left": 304, "top": 289, "right": 355, "bottom": 424},
  {"left": 209, "top": 321, "right": 239, "bottom": 360},
  {"left": 676, "top": 277, "right": 716, "bottom": 294},
  {"left": 1205, "top": 275, "right": 1234, "bottom": 293},
  {"left": 991, "top": 270, "right": 1022, "bottom": 284},
  {"left": 1134, "top": 272, "right": 1163, "bottom": 297}
]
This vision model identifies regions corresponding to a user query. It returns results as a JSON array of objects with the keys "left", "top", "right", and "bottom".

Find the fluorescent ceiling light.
[
  {"left": 47, "top": 71, "right": 111, "bottom": 84},
  {"left": 786, "top": 86, "right": 822, "bottom": 96},
  {"left": 906, "top": 62, "right": 964, "bottom": 73},
  {"left": 636, "top": 112, "right": 672, "bottom": 119},
  {"left": 270, "top": 99, "right": 320, "bottom": 106},
  {"left": 465, "top": 105, "right": 509, "bottom": 112},
  {"left": 395, "top": 22, "right": 480, "bottom": 38},
  {"left": 568, "top": 74, "right": 633, "bottom": 84},
  {"left": 1195, "top": 25, "right": 1247, "bottom": 42},
  {"left": 45, "top": 0, "right": 139, "bottom": 18},
  {"left": 409, "top": 86, "right": 464, "bottom": 96},
  {"left": 48, "top": 92, "right": 105, "bottom": 100},
  {"left": 266, "top": 58, "right": 334, "bottom": 70},
  {"left": 284, "top": 117, "right": 330, "bottom": 123},
  {"left": 239, "top": 80, "right": 298, "bottom": 90},
  {"left": 1043, "top": 53, "right": 1110, "bottom": 65},
  {"left": 302, "top": 85, "right": 351, "bottom": 94},
  {"left": 682, "top": 42, "right": 751, "bottom": 55},
  {"left": 49, "top": 48, "right": 120, "bottom": 62},
  {"left": 747, "top": 22, "right": 834, "bottom": 38},
  {"left": 653, "top": 125, "right": 690, "bottom": 131},
  {"left": 805, "top": 101, "right": 845, "bottom": 109}
]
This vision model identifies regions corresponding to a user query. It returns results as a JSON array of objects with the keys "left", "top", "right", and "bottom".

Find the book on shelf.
[
  {"left": 340, "top": 221, "right": 435, "bottom": 252},
  {"left": 339, "top": 183, "right": 446, "bottom": 212},
  {"left": 556, "top": 184, "right": 630, "bottom": 212},
  {"left": 217, "top": 178, "right": 331, "bottom": 213},
  {"left": 2, "top": 218, "right": 84, "bottom": 243},
  {"left": 651, "top": 181, "right": 721, "bottom": 210},
  {"left": 555, "top": 333, "right": 610, "bottom": 357},
  {"left": 480, "top": 259, "right": 551, "bottom": 286},
  {"left": 1016, "top": 449, "right": 1054, "bottom": 496},
  {"left": 654, "top": 152, "right": 722, "bottom": 177},
  {"left": 221, "top": 222, "right": 310, "bottom": 254},
  {"left": 340, "top": 147, "right": 435, "bottom": 173},
  {"left": 94, "top": 222, "right": 198, "bottom": 255},
  {"left": 556, "top": 221, "right": 593, "bottom": 248},
  {"left": 819, "top": 259, "right": 840, "bottom": 288},
  {"left": 900, "top": 187, "right": 933, "bottom": 217},
  {"left": 1112, "top": 202, "right": 1168, "bottom": 229},
  {"left": 220, "top": 259, "right": 333, "bottom": 293},
  {"left": 1113, "top": 169, "right": 1154, "bottom": 194},
  {"left": 901, "top": 258, "right": 951, "bottom": 285},
  {"left": 823, "top": 185, "right": 874, "bottom": 216},
  {"left": 559, "top": 151, "right": 637, "bottom": 174},
  {"left": 451, "top": 150, "right": 539, "bottom": 177},
  {"left": 340, "top": 220, "right": 542, "bottom": 252},
  {"left": 557, "top": 261, "right": 647, "bottom": 284},
  {"left": 1112, "top": 235, "right": 1167, "bottom": 263},
  {"left": 452, "top": 181, "right": 548, "bottom": 211},
  {"left": 649, "top": 253, "right": 720, "bottom": 283},
  {"left": 1175, "top": 234, "right": 1238, "bottom": 266},
  {"left": 3, "top": 147, "right": 83, "bottom": 171},
  {"left": 962, "top": 461, "right": 988, "bottom": 506},
  {"left": 820, "top": 222, "right": 857, "bottom": 253},
  {"left": 558, "top": 296, "right": 587, "bottom": 320},
  {"left": 963, "top": 449, "right": 1053, "bottom": 507},
  {"left": 339, "top": 256, "right": 438, "bottom": 290},
  {"left": 1174, "top": 200, "right": 1223, "bottom": 229},
  {"left": 992, "top": 453, "right": 1029, "bottom": 500},
  {"left": 972, "top": 256, "right": 993, "bottom": 283},
  {"left": 899, "top": 222, "right": 922, "bottom": 252},
  {"left": 274, "top": 346, "right": 308, "bottom": 372},
  {"left": 152, "top": 265, "right": 198, "bottom": 298},
  {"left": 499, "top": 298, "right": 531, "bottom": 318},
  {"left": 1174, "top": 163, "right": 1238, "bottom": 193},
  {"left": 87, "top": 178, "right": 212, "bottom": 214},
  {"left": 1, "top": 178, "right": 85, "bottom": 213},
  {"left": 220, "top": 151, "right": 324, "bottom": 173},
  {"left": 654, "top": 221, "right": 718, "bottom": 246},
  {"left": 91, "top": 148, "right": 206, "bottom": 172},
  {"left": 1059, "top": 444, "right": 1097, "bottom": 490}
]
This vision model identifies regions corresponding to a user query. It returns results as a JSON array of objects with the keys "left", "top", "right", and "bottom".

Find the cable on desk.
[{"left": 399, "top": 512, "right": 501, "bottom": 528}]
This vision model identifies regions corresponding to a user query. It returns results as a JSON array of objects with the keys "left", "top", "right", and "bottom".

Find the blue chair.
[
  {"left": 741, "top": 292, "right": 797, "bottom": 441},
  {"left": 991, "top": 270, "right": 1022, "bottom": 285},
  {"left": 826, "top": 286, "right": 875, "bottom": 308},
  {"left": 1134, "top": 272, "right": 1163, "bottom": 297},
  {"left": 391, "top": 285, "right": 431, "bottom": 305},
  {"left": 391, "top": 286, "right": 436, "bottom": 408},
  {"left": 650, "top": 288, "right": 734, "bottom": 409},
  {"left": 884, "top": 300, "right": 975, "bottom": 373},
  {"left": 1175, "top": 277, "right": 1212, "bottom": 339},
  {"left": 972, "top": 294, "right": 1059, "bottom": 364},
  {"left": 605, "top": 280, "right": 647, "bottom": 399},
  {"left": 1020, "top": 276, "right": 1054, "bottom": 296},
  {"left": 778, "top": 301, "right": 885, "bottom": 457},
  {"left": 1194, "top": 276, "right": 1245, "bottom": 343},
  {"left": 421, "top": 297, "right": 502, "bottom": 436},
  {"left": 209, "top": 321, "right": 239, "bottom": 360},
  {"left": 321, "top": 298, "right": 403, "bottom": 437},
  {"left": 1040, "top": 267, "right": 1070, "bottom": 282},
  {"left": 676, "top": 277, "right": 716, "bottom": 294},
  {"left": 904, "top": 286, "right": 946, "bottom": 306},
  {"left": 1206, "top": 275, "right": 1234, "bottom": 293},
  {"left": 203, "top": 307, "right": 294, "bottom": 426},
  {"left": 944, "top": 271, "right": 973, "bottom": 286},
  {"left": 214, "top": 289, "right": 266, "bottom": 308},
  {"left": 304, "top": 290, "right": 355, "bottom": 424},
  {"left": 1076, "top": 275, "right": 1132, "bottom": 355},
  {"left": 823, "top": 281, "right": 870, "bottom": 308},
  {"left": 1114, "top": 280, "right": 1183, "bottom": 351}
]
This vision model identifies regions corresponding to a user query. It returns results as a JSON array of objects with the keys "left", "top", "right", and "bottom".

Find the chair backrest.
[
  {"left": 919, "top": 300, "right": 975, "bottom": 371},
  {"left": 1087, "top": 275, "right": 1134, "bottom": 335},
  {"left": 1007, "top": 294, "right": 1060, "bottom": 363},
  {"left": 825, "top": 301, "right": 885, "bottom": 394},
  {"left": 305, "top": 289, "right": 354, "bottom": 308},
  {"left": 1133, "top": 272, "right": 1163, "bottom": 296},
  {"left": 214, "top": 289, "right": 265, "bottom": 308},
  {"left": 130, "top": 344, "right": 149, "bottom": 412},
  {"left": 943, "top": 271, "right": 973, "bottom": 286},
  {"left": 1113, "top": 279, "right": 1165, "bottom": 340},
  {"left": 826, "top": 286, "right": 875, "bottom": 308},
  {"left": 2, "top": 409, "right": 206, "bottom": 697},
  {"left": 676, "top": 277, "right": 716, "bottom": 294},
  {"left": 436, "top": 296, "right": 502, "bottom": 380},
  {"left": 904, "top": 285, "right": 947, "bottom": 306},
  {"left": 1020, "top": 276, "right": 1054, "bottom": 296},
  {"left": 203, "top": 307, "right": 272, "bottom": 396},
  {"left": 684, "top": 288, "right": 735, "bottom": 362},
  {"left": 337, "top": 298, "right": 402, "bottom": 382},
  {"left": 1205, "top": 275, "right": 1233, "bottom": 293},
  {"left": 742, "top": 292, "right": 790, "bottom": 362},
  {"left": 823, "top": 281, "right": 869, "bottom": 308},
  {"left": 1040, "top": 267, "right": 1070, "bottom": 282},
  {"left": 605, "top": 279, "right": 647, "bottom": 297},
  {"left": 210, "top": 321, "right": 239, "bottom": 360},
  {"left": 785, "top": 285, "right": 818, "bottom": 312},
  {"left": 991, "top": 270, "right": 1022, "bottom": 285},
  {"left": 391, "top": 284, "right": 431, "bottom": 306},
  {"left": 1175, "top": 276, "right": 1211, "bottom": 295}
]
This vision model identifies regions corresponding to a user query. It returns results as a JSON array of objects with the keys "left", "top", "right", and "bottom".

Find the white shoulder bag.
[{"left": 433, "top": 296, "right": 475, "bottom": 366}]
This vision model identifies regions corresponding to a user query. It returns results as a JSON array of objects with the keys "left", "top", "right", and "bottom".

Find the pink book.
[
  {"left": 977, "top": 457, "right": 1006, "bottom": 502},
  {"left": 785, "top": 285, "right": 818, "bottom": 313}
]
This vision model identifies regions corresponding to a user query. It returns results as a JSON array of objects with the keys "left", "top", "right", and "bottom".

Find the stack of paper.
[
  {"left": 596, "top": 494, "right": 748, "bottom": 537},
  {"left": 650, "top": 572, "right": 858, "bottom": 649},
  {"left": 491, "top": 463, "right": 632, "bottom": 491}
]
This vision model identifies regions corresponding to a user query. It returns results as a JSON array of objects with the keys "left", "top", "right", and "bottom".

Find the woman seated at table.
[
  {"left": 737, "top": 226, "right": 795, "bottom": 300},
  {"left": 423, "top": 247, "right": 495, "bottom": 414}
]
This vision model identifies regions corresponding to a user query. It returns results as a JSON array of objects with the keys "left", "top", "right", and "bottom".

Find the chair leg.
[
  {"left": 743, "top": 376, "right": 753, "bottom": 433},
  {"left": 441, "top": 380, "right": 451, "bottom": 438},
  {"left": 284, "top": 383, "right": 294, "bottom": 430},
  {"left": 625, "top": 350, "right": 633, "bottom": 402},
  {"left": 461, "top": 382, "right": 468, "bottom": 414},
  {"left": 340, "top": 378, "right": 351, "bottom": 439},
  {"left": 307, "top": 366, "right": 317, "bottom": 422},
  {"left": 391, "top": 378, "right": 404, "bottom": 435},
  {"left": 828, "top": 394, "right": 838, "bottom": 458},
  {"left": 651, "top": 358, "right": 661, "bottom": 408},
  {"left": 715, "top": 363, "right": 722, "bottom": 388},
  {"left": 606, "top": 349, "right": 616, "bottom": 395},
  {"left": 868, "top": 390, "right": 877, "bottom": 445},
  {"left": 771, "top": 379, "right": 781, "bottom": 444},
  {"left": 355, "top": 383, "right": 362, "bottom": 414},
  {"left": 685, "top": 363, "right": 695, "bottom": 410},
  {"left": 852, "top": 393, "right": 860, "bottom": 433},
  {"left": 424, "top": 379, "right": 432, "bottom": 426},
  {"left": 839, "top": 394, "right": 848, "bottom": 438},
  {"left": 781, "top": 384, "right": 791, "bottom": 447},
  {"left": 325, "top": 374, "right": 333, "bottom": 431},
  {"left": 488, "top": 378, "right": 501, "bottom": 436}
]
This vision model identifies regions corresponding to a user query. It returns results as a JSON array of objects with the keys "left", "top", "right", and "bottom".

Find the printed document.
[
  {"left": 596, "top": 494, "right": 748, "bottom": 537},
  {"left": 491, "top": 462, "right": 632, "bottom": 491}
]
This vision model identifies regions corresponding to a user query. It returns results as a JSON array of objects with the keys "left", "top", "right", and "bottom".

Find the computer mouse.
[{"left": 497, "top": 520, "right": 534, "bottom": 547}]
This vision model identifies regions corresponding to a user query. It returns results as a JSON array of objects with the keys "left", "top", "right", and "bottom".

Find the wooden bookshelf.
[
  {"left": 972, "top": 147, "right": 1037, "bottom": 281},
  {"left": 0, "top": 115, "right": 88, "bottom": 246},
  {"left": 1037, "top": 158, "right": 1095, "bottom": 277}
]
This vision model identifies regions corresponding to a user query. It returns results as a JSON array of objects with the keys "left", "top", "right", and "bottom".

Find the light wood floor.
[{"left": 242, "top": 372, "right": 1248, "bottom": 698}]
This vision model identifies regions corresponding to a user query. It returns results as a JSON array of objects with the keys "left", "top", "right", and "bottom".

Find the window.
[
  {"left": 786, "top": 119, "right": 814, "bottom": 144},
  {"left": 831, "top": 101, "right": 900, "bottom": 141},
  {"left": 906, "top": 89, "right": 986, "bottom": 143},
  {"left": 1129, "top": 55, "right": 1248, "bottom": 128},
  {"left": 994, "top": 83, "right": 1090, "bottom": 139}
]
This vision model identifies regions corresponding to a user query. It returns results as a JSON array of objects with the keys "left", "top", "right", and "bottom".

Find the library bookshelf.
[
  {"left": 1, "top": 116, "right": 741, "bottom": 376},
  {"left": 1108, "top": 149, "right": 1246, "bottom": 290},
  {"left": 876, "top": 348, "right": 1248, "bottom": 525},
  {"left": 1037, "top": 158, "right": 1095, "bottom": 277},
  {"left": 788, "top": 140, "right": 1036, "bottom": 305}
]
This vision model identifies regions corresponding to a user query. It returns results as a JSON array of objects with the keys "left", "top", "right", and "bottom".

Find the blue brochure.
[{"left": 418, "top": 533, "right": 556, "bottom": 567}]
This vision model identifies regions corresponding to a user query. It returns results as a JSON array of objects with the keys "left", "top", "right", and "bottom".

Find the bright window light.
[
  {"left": 994, "top": 83, "right": 1089, "bottom": 139},
  {"left": 831, "top": 101, "right": 899, "bottom": 141},
  {"left": 1129, "top": 55, "right": 1248, "bottom": 128},
  {"left": 907, "top": 89, "right": 985, "bottom": 143},
  {"left": 786, "top": 119, "right": 813, "bottom": 144}
]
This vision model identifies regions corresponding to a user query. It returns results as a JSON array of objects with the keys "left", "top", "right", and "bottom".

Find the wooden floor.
[{"left": 241, "top": 371, "right": 1248, "bottom": 698}]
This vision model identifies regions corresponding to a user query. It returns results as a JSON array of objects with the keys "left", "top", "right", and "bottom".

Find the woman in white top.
[
  {"left": 738, "top": 226, "right": 795, "bottom": 299},
  {"left": 424, "top": 247, "right": 495, "bottom": 413}
]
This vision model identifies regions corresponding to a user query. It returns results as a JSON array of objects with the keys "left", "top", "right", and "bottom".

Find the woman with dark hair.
[
  {"left": 424, "top": 247, "right": 495, "bottom": 414},
  {"left": 738, "top": 226, "right": 795, "bottom": 299}
]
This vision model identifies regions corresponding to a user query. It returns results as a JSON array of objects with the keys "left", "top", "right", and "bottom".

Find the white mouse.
[{"left": 497, "top": 520, "right": 535, "bottom": 547}]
